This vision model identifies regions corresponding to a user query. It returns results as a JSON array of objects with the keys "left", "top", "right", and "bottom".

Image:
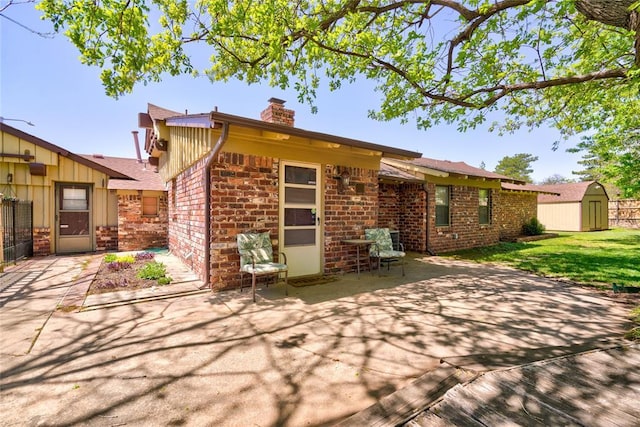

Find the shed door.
[
  {"left": 56, "top": 183, "right": 93, "bottom": 253},
  {"left": 588, "top": 200, "right": 602, "bottom": 230},
  {"left": 280, "top": 162, "right": 322, "bottom": 277}
]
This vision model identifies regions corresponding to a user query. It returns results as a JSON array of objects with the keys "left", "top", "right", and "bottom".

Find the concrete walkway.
[{"left": 0, "top": 253, "right": 636, "bottom": 426}]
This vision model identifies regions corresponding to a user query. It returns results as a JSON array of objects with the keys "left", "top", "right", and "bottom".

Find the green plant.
[
  {"left": 626, "top": 307, "right": 640, "bottom": 341},
  {"left": 157, "top": 276, "right": 173, "bottom": 286},
  {"left": 104, "top": 253, "right": 118, "bottom": 263},
  {"left": 116, "top": 254, "right": 136, "bottom": 264},
  {"left": 522, "top": 217, "right": 545, "bottom": 236},
  {"left": 137, "top": 261, "right": 168, "bottom": 280}
]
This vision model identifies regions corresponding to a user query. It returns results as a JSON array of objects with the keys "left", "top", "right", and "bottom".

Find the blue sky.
[{"left": 1, "top": 2, "right": 584, "bottom": 182}]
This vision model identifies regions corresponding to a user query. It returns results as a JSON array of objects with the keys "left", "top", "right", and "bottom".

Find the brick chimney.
[{"left": 260, "top": 97, "right": 295, "bottom": 127}]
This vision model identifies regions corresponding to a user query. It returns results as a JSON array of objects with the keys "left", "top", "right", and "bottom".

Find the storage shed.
[{"left": 536, "top": 181, "right": 609, "bottom": 231}]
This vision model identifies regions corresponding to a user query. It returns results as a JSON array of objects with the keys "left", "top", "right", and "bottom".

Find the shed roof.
[
  {"left": 80, "top": 155, "right": 165, "bottom": 191},
  {"left": 0, "top": 123, "right": 132, "bottom": 180},
  {"left": 536, "top": 181, "right": 607, "bottom": 203}
]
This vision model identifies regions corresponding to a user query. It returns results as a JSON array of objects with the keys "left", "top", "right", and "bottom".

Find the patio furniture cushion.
[
  {"left": 241, "top": 262, "right": 288, "bottom": 274},
  {"left": 365, "top": 228, "right": 406, "bottom": 276},
  {"left": 365, "top": 228, "right": 405, "bottom": 258},
  {"left": 237, "top": 232, "right": 274, "bottom": 266},
  {"left": 237, "top": 231, "right": 288, "bottom": 302}
]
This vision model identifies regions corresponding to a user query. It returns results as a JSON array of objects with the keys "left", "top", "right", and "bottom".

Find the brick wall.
[
  {"left": 378, "top": 182, "right": 426, "bottom": 252},
  {"left": 324, "top": 166, "right": 378, "bottom": 274},
  {"left": 426, "top": 183, "right": 500, "bottom": 253},
  {"left": 494, "top": 191, "right": 538, "bottom": 240},
  {"left": 96, "top": 226, "right": 118, "bottom": 251},
  {"left": 117, "top": 194, "right": 168, "bottom": 251},
  {"left": 33, "top": 227, "right": 50, "bottom": 256},
  {"left": 168, "top": 155, "right": 209, "bottom": 281},
  {"left": 168, "top": 155, "right": 381, "bottom": 288},
  {"left": 208, "top": 153, "right": 280, "bottom": 291}
]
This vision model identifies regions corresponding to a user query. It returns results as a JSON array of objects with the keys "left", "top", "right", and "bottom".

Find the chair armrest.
[
  {"left": 279, "top": 252, "right": 287, "bottom": 265},
  {"left": 399, "top": 242, "right": 405, "bottom": 251}
]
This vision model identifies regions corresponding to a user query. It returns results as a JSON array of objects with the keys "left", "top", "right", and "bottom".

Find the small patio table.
[{"left": 341, "top": 239, "right": 375, "bottom": 278}]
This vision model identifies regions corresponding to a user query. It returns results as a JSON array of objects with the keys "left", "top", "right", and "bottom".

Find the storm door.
[
  {"left": 280, "top": 162, "right": 321, "bottom": 277},
  {"left": 56, "top": 183, "right": 93, "bottom": 253}
]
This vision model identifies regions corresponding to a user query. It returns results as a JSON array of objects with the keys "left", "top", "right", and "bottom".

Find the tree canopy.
[
  {"left": 539, "top": 174, "right": 575, "bottom": 185},
  {"left": 36, "top": 0, "right": 640, "bottom": 194},
  {"left": 494, "top": 153, "right": 539, "bottom": 182}
]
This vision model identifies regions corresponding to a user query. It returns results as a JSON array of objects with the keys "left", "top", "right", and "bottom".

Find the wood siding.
[{"left": 1, "top": 129, "right": 116, "bottom": 253}]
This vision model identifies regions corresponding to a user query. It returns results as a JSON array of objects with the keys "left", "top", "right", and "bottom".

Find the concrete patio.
[{"left": 0, "top": 253, "right": 636, "bottom": 426}]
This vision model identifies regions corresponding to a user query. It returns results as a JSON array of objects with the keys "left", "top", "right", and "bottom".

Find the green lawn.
[{"left": 443, "top": 228, "right": 640, "bottom": 288}]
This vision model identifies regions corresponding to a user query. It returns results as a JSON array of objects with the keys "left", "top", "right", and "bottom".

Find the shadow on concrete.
[{"left": 0, "top": 254, "right": 636, "bottom": 426}]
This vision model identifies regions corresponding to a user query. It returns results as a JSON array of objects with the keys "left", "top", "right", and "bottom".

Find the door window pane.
[
  {"left": 285, "top": 187, "right": 315, "bottom": 204},
  {"left": 285, "top": 165, "right": 316, "bottom": 185},
  {"left": 62, "top": 188, "right": 88, "bottom": 210},
  {"left": 284, "top": 229, "right": 316, "bottom": 246},
  {"left": 59, "top": 211, "right": 90, "bottom": 235},
  {"left": 285, "top": 208, "right": 316, "bottom": 226}
]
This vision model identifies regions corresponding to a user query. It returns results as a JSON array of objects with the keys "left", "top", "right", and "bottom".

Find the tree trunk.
[
  {"left": 575, "top": 0, "right": 635, "bottom": 28},
  {"left": 576, "top": 0, "right": 640, "bottom": 65}
]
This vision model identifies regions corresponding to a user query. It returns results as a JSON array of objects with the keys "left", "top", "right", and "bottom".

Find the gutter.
[{"left": 202, "top": 119, "right": 229, "bottom": 290}]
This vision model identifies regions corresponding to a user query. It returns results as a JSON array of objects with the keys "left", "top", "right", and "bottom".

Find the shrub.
[
  {"left": 137, "top": 261, "right": 168, "bottom": 280},
  {"left": 107, "top": 261, "right": 132, "bottom": 271},
  {"left": 522, "top": 217, "right": 545, "bottom": 236},
  {"left": 116, "top": 254, "right": 136, "bottom": 264},
  {"left": 135, "top": 251, "right": 155, "bottom": 261},
  {"left": 157, "top": 276, "right": 173, "bottom": 286},
  {"left": 104, "top": 253, "right": 118, "bottom": 263}
]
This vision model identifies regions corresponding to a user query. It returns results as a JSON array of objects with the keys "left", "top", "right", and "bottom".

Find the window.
[
  {"left": 479, "top": 189, "right": 490, "bottom": 224},
  {"left": 142, "top": 196, "right": 158, "bottom": 216},
  {"left": 435, "top": 186, "right": 450, "bottom": 226}
]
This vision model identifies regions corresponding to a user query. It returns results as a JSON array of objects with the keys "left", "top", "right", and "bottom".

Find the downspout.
[{"left": 203, "top": 119, "right": 229, "bottom": 290}]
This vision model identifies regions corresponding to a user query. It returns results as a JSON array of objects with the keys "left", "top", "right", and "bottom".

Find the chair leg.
[
  {"left": 252, "top": 273, "right": 257, "bottom": 303},
  {"left": 284, "top": 271, "right": 288, "bottom": 296},
  {"left": 239, "top": 273, "right": 244, "bottom": 293},
  {"left": 401, "top": 259, "right": 405, "bottom": 276}
]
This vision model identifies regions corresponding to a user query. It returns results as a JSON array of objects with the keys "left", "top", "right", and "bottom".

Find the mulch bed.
[{"left": 87, "top": 259, "right": 161, "bottom": 295}]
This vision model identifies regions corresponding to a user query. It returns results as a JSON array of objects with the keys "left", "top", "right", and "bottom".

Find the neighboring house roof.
[
  {"left": 0, "top": 123, "right": 132, "bottom": 180},
  {"left": 536, "top": 181, "right": 607, "bottom": 203},
  {"left": 501, "top": 182, "right": 560, "bottom": 195},
  {"left": 381, "top": 157, "right": 525, "bottom": 183},
  {"left": 80, "top": 155, "right": 165, "bottom": 191},
  {"left": 163, "top": 110, "right": 422, "bottom": 160},
  {"left": 148, "top": 103, "right": 183, "bottom": 121}
]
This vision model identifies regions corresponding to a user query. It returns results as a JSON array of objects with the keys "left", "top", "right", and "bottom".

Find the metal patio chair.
[
  {"left": 237, "top": 231, "right": 288, "bottom": 302},
  {"left": 365, "top": 228, "right": 406, "bottom": 276}
]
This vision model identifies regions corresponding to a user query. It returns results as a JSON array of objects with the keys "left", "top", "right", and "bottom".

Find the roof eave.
[{"left": 1, "top": 123, "right": 132, "bottom": 180}]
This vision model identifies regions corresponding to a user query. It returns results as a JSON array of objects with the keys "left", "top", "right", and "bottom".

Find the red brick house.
[
  {"left": 378, "top": 158, "right": 548, "bottom": 253},
  {"left": 139, "top": 99, "right": 422, "bottom": 290}
]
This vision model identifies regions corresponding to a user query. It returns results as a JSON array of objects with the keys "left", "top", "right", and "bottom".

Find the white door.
[{"left": 280, "top": 162, "right": 322, "bottom": 277}]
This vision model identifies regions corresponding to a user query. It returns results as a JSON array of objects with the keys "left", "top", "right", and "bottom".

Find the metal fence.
[
  {"left": 1, "top": 199, "right": 33, "bottom": 270},
  {"left": 609, "top": 199, "right": 640, "bottom": 229}
]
